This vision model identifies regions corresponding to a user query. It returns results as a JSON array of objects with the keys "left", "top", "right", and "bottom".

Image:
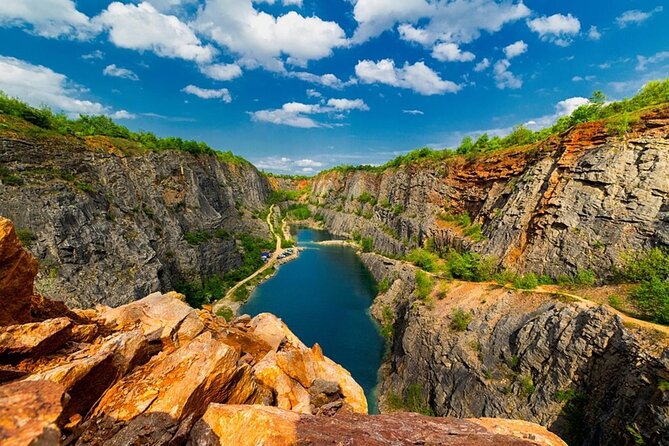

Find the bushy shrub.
[
  {"left": 415, "top": 270, "right": 434, "bottom": 300},
  {"left": 512, "top": 273, "right": 539, "bottom": 290},
  {"left": 450, "top": 308, "right": 472, "bottom": 332},
  {"left": 406, "top": 248, "right": 439, "bottom": 272}
]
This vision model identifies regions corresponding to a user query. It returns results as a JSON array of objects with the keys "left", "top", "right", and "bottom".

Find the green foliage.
[
  {"left": 360, "top": 236, "right": 374, "bottom": 253},
  {"left": 377, "top": 277, "right": 392, "bottom": 293},
  {"left": 392, "top": 204, "right": 404, "bottom": 215},
  {"left": 512, "top": 273, "right": 539, "bottom": 290},
  {"left": 216, "top": 307, "right": 234, "bottom": 321},
  {"left": 438, "top": 211, "right": 484, "bottom": 241},
  {"left": 618, "top": 248, "right": 669, "bottom": 324},
  {"left": 357, "top": 191, "right": 376, "bottom": 205},
  {"left": 0, "top": 167, "right": 24, "bottom": 186},
  {"left": 631, "top": 277, "right": 669, "bottom": 324},
  {"left": 626, "top": 425, "right": 646, "bottom": 446},
  {"left": 406, "top": 248, "right": 439, "bottom": 272},
  {"left": 442, "top": 250, "right": 497, "bottom": 282},
  {"left": 574, "top": 270, "right": 596, "bottom": 286},
  {"left": 0, "top": 90, "right": 249, "bottom": 163},
  {"left": 16, "top": 229, "right": 36, "bottom": 248},
  {"left": 658, "top": 380, "right": 669, "bottom": 392},
  {"left": 286, "top": 204, "right": 311, "bottom": 220},
  {"left": 269, "top": 189, "right": 303, "bottom": 203},
  {"left": 176, "top": 234, "right": 273, "bottom": 308},
  {"left": 519, "top": 374, "right": 536, "bottom": 397},
  {"left": 449, "top": 308, "right": 472, "bottom": 332},
  {"left": 619, "top": 248, "right": 669, "bottom": 283},
  {"left": 386, "top": 384, "right": 434, "bottom": 416},
  {"left": 184, "top": 231, "right": 212, "bottom": 246},
  {"left": 76, "top": 182, "right": 94, "bottom": 193},
  {"left": 415, "top": 270, "right": 434, "bottom": 301},
  {"left": 380, "top": 305, "right": 394, "bottom": 339},
  {"left": 231, "top": 286, "right": 250, "bottom": 303}
]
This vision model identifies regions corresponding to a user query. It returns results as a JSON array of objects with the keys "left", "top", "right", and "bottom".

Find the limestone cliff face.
[
  {"left": 0, "top": 217, "right": 565, "bottom": 446},
  {"left": 360, "top": 253, "right": 669, "bottom": 446},
  {"left": 311, "top": 107, "right": 669, "bottom": 278},
  {"left": 0, "top": 135, "right": 272, "bottom": 308}
]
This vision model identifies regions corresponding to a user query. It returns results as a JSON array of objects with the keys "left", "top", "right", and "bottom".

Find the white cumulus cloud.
[
  {"left": 182, "top": 85, "right": 232, "bottom": 102},
  {"left": 353, "top": 0, "right": 530, "bottom": 46},
  {"left": 194, "top": 0, "right": 346, "bottom": 71},
  {"left": 355, "top": 59, "right": 460, "bottom": 95},
  {"left": 527, "top": 13, "right": 581, "bottom": 46},
  {"left": 95, "top": 2, "right": 216, "bottom": 64},
  {"left": 199, "top": 63, "right": 243, "bottom": 81},
  {"left": 616, "top": 7, "right": 663, "bottom": 28},
  {"left": 493, "top": 59, "right": 522, "bottom": 89},
  {"left": 0, "top": 0, "right": 96, "bottom": 39},
  {"left": 503, "top": 40, "right": 527, "bottom": 59},
  {"left": 0, "top": 56, "right": 109, "bottom": 116},
  {"left": 432, "top": 42, "right": 475, "bottom": 62},
  {"left": 587, "top": 25, "right": 601, "bottom": 40},
  {"left": 250, "top": 96, "right": 369, "bottom": 128},
  {"left": 474, "top": 57, "right": 490, "bottom": 72},
  {"left": 103, "top": 64, "right": 139, "bottom": 81}
]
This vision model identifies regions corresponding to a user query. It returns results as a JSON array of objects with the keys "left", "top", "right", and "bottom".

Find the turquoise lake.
[{"left": 240, "top": 227, "right": 385, "bottom": 414}]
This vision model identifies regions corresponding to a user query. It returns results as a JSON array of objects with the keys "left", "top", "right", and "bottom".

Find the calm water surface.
[{"left": 240, "top": 228, "right": 385, "bottom": 413}]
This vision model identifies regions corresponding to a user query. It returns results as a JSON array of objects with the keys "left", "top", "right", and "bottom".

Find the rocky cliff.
[
  {"left": 0, "top": 134, "right": 272, "bottom": 308},
  {"left": 310, "top": 106, "right": 669, "bottom": 278},
  {"left": 0, "top": 217, "right": 566, "bottom": 446},
  {"left": 361, "top": 252, "right": 669, "bottom": 446}
]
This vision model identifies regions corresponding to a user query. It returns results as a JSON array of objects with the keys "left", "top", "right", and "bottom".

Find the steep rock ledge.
[
  {"left": 0, "top": 217, "right": 566, "bottom": 446},
  {"left": 311, "top": 107, "right": 669, "bottom": 278},
  {"left": 0, "top": 136, "right": 272, "bottom": 307},
  {"left": 360, "top": 252, "right": 669, "bottom": 446}
]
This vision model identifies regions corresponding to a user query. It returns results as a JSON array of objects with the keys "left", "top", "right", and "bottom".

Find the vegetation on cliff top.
[
  {"left": 0, "top": 90, "right": 248, "bottom": 164},
  {"left": 321, "top": 78, "right": 669, "bottom": 174}
]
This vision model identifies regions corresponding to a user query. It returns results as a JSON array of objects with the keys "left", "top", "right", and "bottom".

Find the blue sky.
[{"left": 0, "top": 1, "right": 667, "bottom": 174}]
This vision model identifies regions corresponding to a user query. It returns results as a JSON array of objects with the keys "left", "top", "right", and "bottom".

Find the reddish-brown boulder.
[
  {"left": 0, "top": 217, "right": 38, "bottom": 325},
  {"left": 190, "top": 405, "right": 568, "bottom": 446},
  {"left": 0, "top": 380, "right": 65, "bottom": 446}
]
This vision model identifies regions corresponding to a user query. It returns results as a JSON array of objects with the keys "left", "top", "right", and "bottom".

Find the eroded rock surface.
[
  {"left": 361, "top": 252, "right": 669, "bottom": 446},
  {"left": 0, "top": 218, "right": 564, "bottom": 445},
  {"left": 310, "top": 107, "right": 669, "bottom": 279},
  {"left": 0, "top": 136, "right": 272, "bottom": 308}
]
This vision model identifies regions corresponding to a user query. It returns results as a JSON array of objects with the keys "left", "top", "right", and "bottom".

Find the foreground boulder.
[
  {"left": 0, "top": 216, "right": 566, "bottom": 445},
  {"left": 191, "top": 405, "right": 566, "bottom": 446}
]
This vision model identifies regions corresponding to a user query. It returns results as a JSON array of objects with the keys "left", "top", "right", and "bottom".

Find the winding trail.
[
  {"left": 212, "top": 205, "right": 281, "bottom": 313},
  {"left": 532, "top": 285, "right": 669, "bottom": 336}
]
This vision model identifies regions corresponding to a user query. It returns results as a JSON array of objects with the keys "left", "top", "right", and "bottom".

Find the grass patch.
[
  {"left": 618, "top": 248, "right": 669, "bottom": 324},
  {"left": 449, "top": 308, "right": 472, "bottom": 332},
  {"left": 386, "top": 383, "right": 434, "bottom": 416},
  {"left": 216, "top": 306, "right": 234, "bottom": 321},
  {"left": 415, "top": 270, "right": 434, "bottom": 301},
  {"left": 16, "top": 228, "right": 36, "bottom": 248}
]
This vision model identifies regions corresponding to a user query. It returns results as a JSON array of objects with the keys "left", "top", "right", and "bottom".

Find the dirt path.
[
  {"left": 532, "top": 285, "right": 669, "bottom": 336},
  {"left": 212, "top": 205, "right": 282, "bottom": 314}
]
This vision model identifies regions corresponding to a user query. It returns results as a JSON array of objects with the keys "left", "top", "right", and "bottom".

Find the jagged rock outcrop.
[
  {"left": 0, "top": 135, "right": 272, "bottom": 307},
  {"left": 0, "top": 217, "right": 565, "bottom": 445},
  {"left": 360, "top": 252, "right": 669, "bottom": 446},
  {"left": 310, "top": 107, "right": 669, "bottom": 278}
]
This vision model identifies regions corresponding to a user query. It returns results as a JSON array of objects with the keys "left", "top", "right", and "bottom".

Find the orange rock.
[
  {"left": 189, "top": 405, "right": 568, "bottom": 446},
  {"left": 191, "top": 404, "right": 299, "bottom": 446},
  {"left": 92, "top": 331, "right": 246, "bottom": 422},
  {"left": 0, "top": 217, "right": 38, "bottom": 326},
  {"left": 0, "top": 317, "right": 72, "bottom": 357},
  {"left": 0, "top": 380, "right": 65, "bottom": 446}
]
